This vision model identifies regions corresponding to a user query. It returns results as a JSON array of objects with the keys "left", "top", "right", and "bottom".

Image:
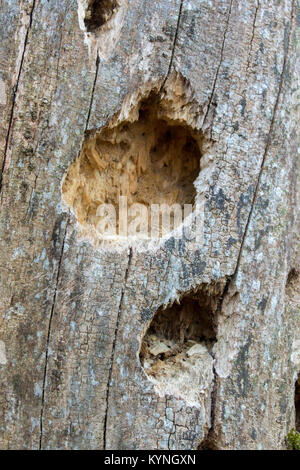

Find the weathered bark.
[{"left": 0, "top": 0, "right": 299, "bottom": 450}]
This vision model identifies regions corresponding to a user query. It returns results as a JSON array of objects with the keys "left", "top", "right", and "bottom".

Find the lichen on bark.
[{"left": 0, "top": 0, "right": 299, "bottom": 451}]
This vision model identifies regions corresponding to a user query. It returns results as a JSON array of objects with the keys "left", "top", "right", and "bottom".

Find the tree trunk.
[{"left": 0, "top": 0, "right": 299, "bottom": 450}]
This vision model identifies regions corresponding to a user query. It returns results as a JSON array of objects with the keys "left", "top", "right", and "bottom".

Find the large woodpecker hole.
[
  {"left": 84, "top": 0, "right": 119, "bottom": 32},
  {"left": 62, "top": 86, "right": 205, "bottom": 239},
  {"left": 139, "top": 284, "right": 222, "bottom": 405}
]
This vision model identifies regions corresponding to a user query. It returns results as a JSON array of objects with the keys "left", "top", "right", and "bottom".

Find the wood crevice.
[
  {"left": 245, "top": 0, "right": 260, "bottom": 74},
  {"left": 202, "top": 0, "right": 233, "bottom": 130},
  {"left": 103, "top": 246, "right": 133, "bottom": 449},
  {"left": 0, "top": 0, "right": 36, "bottom": 196},
  {"left": 160, "top": 0, "right": 183, "bottom": 92},
  {"left": 230, "top": 0, "right": 295, "bottom": 284},
  {"left": 85, "top": 52, "right": 100, "bottom": 132},
  {"left": 202, "top": 4, "right": 296, "bottom": 448},
  {"left": 39, "top": 217, "right": 69, "bottom": 450},
  {"left": 197, "top": 276, "right": 231, "bottom": 449}
]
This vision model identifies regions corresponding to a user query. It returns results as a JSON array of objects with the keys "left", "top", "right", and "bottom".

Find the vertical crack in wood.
[
  {"left": 199, "top": 276, "right": 231, "bottom": 449},
  {"left": 201, "top": 1, "right": 295, "bottom": 450},
  {"left": 160, "top": 0, "right": 183, "bottom": 91},
  {"left": 85, "top": 52, "right": 100, "bottom": 132},
  {"left": 246, "top": 1, "right": 260, "bottom": 74},
  {"left": 207, "top": 356, "right": 217, "bottom": 445},
  {"left": 103, "top": 246, "right": 133, "bottom": 449},
  {"left": 39, "top": 217, "right": 69, "bottom": 450},
  {"left": 231, "top": 0, "right": 295, "bottom": 283},
  {"left": 0, "top": 0, "right": 36, "bottom": 195},
  {"left": 202, "top": 0, "right": 233, "bottom": 129}
]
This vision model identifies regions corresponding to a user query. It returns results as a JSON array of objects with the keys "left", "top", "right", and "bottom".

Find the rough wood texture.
[{"left": 0, "top": 0, "right": 299, "bottom": 450}]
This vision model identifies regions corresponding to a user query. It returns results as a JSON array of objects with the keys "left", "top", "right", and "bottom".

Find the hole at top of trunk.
[{"left": 84, "top": 0, "right": 119, "bottom": 32}]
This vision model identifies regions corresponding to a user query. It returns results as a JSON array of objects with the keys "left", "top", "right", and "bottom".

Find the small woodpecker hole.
[
  {"left": 84, "top": 0, "right": 119, "bottom": 32},
  {"left": 139, "top": 284, "right": 222, "bottom": 405}
]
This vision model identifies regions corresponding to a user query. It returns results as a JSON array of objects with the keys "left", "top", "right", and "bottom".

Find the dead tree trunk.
[{"left": 0, "top": 0, "right": 299, "bottom": 450}]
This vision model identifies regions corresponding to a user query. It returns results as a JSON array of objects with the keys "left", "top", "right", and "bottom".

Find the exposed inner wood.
[
  {"left": 62, "top": 92, "right": 203, "bottom": 236},
  {"left": 139, "top": 285, "right": 222, "bottom": 405}
]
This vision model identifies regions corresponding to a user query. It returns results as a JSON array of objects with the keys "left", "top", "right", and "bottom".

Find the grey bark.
[{"left": 0, "top": 0, "right": 299, "bottom": 450}]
